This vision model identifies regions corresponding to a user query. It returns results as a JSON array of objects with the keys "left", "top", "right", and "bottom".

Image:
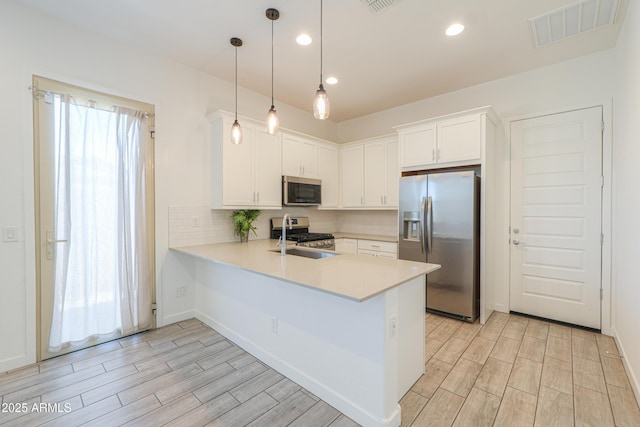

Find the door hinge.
[
  {"left": 150, "top": 130, "right": 155, "bottom": 138},
  {"left": 600, "top": 289, "right": 603, "bottom": 300},
  {"left": 601, "top": 176, "right": 604, "bottom": 187},
  {"left": 600, "top": 233, "right": 604, "bottom": 244},
  {"left": 152, "top": 303, "right": 157, "bottom": 316},
  {"left": 601, "top": 121, "right": 605, "bottom": 133}
]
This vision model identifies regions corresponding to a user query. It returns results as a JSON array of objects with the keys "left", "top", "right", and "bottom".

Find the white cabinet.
[
  {"left": 397, "top": 123, "right": 436, "bottom": 168},
  {"left": 341, "top": 145, "right": 365, "bottom": 207},
  {"left": 341, "top": 137, "right": 398, "bottom": 209},
  {"left": 396, "top": 112, "right": 482, "bottom": 170},
  {"left": 282, "top": 134, "right": 318, "bottom": 178},
  {"left": 335, "top": 238, "right": 358, "bottom": 254},
  {"left": 209, "top": 111, "right": 282, "bottom": 209},
  {"left": 317, "top": 144, "right": 339, "bottom": 208},
  {"left": 364, "top": 139, "right": 398, "bottom": 207},
  {"left": 357, "top": 240, "right": 398, "bottom": 259},
  {"left": 437, "top": 115, "right": 481, "bottom": 164}
]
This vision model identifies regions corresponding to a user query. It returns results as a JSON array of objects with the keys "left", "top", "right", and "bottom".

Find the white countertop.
[{"left": 171, "top": 239, "right": 439, "bottom": 302}]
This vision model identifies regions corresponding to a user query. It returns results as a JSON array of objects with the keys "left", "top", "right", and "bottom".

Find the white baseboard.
[
  {"left": 0, "top": 354, "right": 33, "bottom": 375},
  {"left": 195, "top": 310, "right": 400, "bottom": 427},
  {"left": 611, "top": 327, "right": 640, "bottom": 408},
  {"left": 162, "top": 309, "right": 197, "bottom": 327}
]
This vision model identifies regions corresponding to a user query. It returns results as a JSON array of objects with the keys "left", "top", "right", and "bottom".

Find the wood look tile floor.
[
  {"left": 402, "top": 312, "right": 640, "bottom": 427},
  {"left": 1, "top": 313, "right": 639, "bottom": 426}
]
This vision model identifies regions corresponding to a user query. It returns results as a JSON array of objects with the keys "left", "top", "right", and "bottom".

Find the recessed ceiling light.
[
  {"left": 326, "top": 76, "right": 338, "bottom": 85},
  {"left": 296, "top": 34, "right": 312, "bottom": 45},
  {"left": 445, "top": 23, "right": 465, "bottom": 36}
]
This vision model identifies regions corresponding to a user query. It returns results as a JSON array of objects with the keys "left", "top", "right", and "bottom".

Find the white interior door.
[{"left": 510, "top": 107, "right": 602, "bottom": 329}]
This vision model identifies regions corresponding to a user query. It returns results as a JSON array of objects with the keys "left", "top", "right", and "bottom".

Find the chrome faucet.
[{"left": 280, "top": 214, "right": 293, "bottom": 256}]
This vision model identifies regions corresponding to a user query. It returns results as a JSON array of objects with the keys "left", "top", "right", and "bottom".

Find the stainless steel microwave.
[{"left": 282, "top": 176, "right": 322, "bottom": 206}]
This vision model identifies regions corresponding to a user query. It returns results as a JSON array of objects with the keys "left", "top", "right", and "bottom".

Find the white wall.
[
  {"left": 336, "top": 50, "right": 616, "bottom": 142},
  {"left": 0, "top": 2, "right": 338, "bottom": 372},
  {"left": 612, "top": 0, "right": 640, "bottom": 403}
]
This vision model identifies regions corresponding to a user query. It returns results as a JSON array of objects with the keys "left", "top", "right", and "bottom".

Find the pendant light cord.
[
  {"left": 234, "top": 45, "right": 238, "bottom": 121},
  {"left": 271, "top": 18, "right": 275, "bottom": 106},
  {"left": 320, "top": 0, "right": 323, "bottom": 85}
]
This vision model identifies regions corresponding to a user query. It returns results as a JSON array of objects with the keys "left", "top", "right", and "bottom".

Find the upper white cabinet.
[
  {"left": 397, "top": 123, "right": 436, "bottom": 168},
  {"left": 341, "top": 136, "right": 398, "bottom": 209},
  {"left": 317, "top": 144, "right": 339, "bottom": 208},
  {"left": 282, "top": 133, "right": 318, "bottom": 178},
  {"left": 364, "top": 138, "right": 398, "bottom": 208},
  {"left": 437, "top": 115, "right": 481, "bottom": 164},
  {"left": 341, "top": 145, "right": 365, "bottom": 207},
  {"left": 396, "top": 109, "right": 491, "bottom": 170},
  {"left": 209, "top": 111, "right": 282, "bottom": 209}
]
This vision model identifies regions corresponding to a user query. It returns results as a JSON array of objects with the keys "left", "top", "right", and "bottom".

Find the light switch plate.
[{"left": 2, "top": 227, "right": 18, "bottom": 243}]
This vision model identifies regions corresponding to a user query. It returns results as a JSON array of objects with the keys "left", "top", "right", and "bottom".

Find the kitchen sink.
[{"left": 269, "top": 248, "right": 340, "bottom": 259}]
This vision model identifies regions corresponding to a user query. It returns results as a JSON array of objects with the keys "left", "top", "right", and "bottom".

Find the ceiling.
[{"left": 17, "top": 0, "right": 628, "bottom": 122}]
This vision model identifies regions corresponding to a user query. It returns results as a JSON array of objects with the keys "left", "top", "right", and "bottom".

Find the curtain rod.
[{"left": 28, "top": 86, "right": 154, "bottom": 118}]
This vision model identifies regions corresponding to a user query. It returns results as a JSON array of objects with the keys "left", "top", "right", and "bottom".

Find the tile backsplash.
[{"left": 169, "top": 206, "right": 362, "bottom": 247}]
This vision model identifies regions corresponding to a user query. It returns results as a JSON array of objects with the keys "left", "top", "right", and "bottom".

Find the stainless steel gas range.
[{"left": 270, "top": 217, "right": 335, "bottom": 250}]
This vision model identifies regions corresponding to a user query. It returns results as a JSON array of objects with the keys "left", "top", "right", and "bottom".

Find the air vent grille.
[
  {"left": 361, "top": 0, "right": 398, "bottom": 13},
  {"left": 529, "top": 0, "right": 619, "bottom": 48}
]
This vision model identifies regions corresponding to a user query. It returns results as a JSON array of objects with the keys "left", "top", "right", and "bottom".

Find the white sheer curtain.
[{"left": 49, "top": 95, "right": 152, "bottom": 351}]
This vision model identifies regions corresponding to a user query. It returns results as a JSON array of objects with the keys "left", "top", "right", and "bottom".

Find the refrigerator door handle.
[
  {"left": 420, "top": 196, "right": 426, "bottom": 254},
  {"left": 426, "top": 196, "right": 433, "bottom": 254}
]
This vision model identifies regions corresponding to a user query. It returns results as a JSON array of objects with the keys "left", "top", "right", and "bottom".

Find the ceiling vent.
[
  {"left": 529, "top": 0, "right": 619, "bottom": 48},
  {"left": 361, "top": 0, "right": 398, "bottom": 13}
]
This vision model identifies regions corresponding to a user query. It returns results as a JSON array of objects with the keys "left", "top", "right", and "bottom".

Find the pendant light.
[
  {"left": 313, "top": 0, "right": 330, "bottom": 120},
  {"left": 230, "top": 37, "right": 243, "bottom": 145},
  {"left": 266, "top": 8, "right": 280, "bottom": 134}
]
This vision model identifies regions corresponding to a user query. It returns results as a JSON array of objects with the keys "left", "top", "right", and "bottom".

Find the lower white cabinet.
[
  {"left": 357, "top": 240, "right": 398, "bottom": 259},
  {"left": 335, "top": 238, "right": 358, "bottom": 254}
]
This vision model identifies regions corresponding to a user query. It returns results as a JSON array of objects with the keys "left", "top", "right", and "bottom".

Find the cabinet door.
[
  {"left": 437, "top": 115, "right": 481, "bottom": 164},
  {"left": 336, "top": 238, "right": 358, "bottom": 254},
  {"left": 364, "top": 142, "right": 385, "bottom": 207},
  {"left": 341, "top": 145, "right": 365, "bottom": 207},
  {"left": 223, "top": 123, "right": 255, "bottom": 206},
  {"left": 282, "top": 134, "right": 305, "bottom": 176},
  {"left": 399, "top": 124, "right": 436, "bottom": 168},
  {"left": 317, "top": 144, "right": 339, "bottom": 208},
  {"left": 300, "top": 138, "right": 318, "bottom": 178},
  {"left": 282, "top": 135, "right": 318, "bottom": 178},
  {"left": 254, "top": 129, "right": 282, "bottom": 207},
  {"left": 385, "top": 140, "right": 399, "bottom": 207}
]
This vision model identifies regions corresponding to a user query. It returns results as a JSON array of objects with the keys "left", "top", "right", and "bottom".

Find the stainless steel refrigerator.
[{"left": 398, "top": 170, "right": 480, "bottom": 322}]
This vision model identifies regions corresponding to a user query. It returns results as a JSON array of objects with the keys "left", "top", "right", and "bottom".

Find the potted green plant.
[{"left": 231, "top": 209, "right": 262, "bottom": 243}]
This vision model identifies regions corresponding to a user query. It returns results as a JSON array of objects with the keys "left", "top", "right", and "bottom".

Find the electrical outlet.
[
  {"left": 271, "top": 317, "right": 278, "bottom": 334},
  {"left": 2, "top": 227, "right": 18, "bottom": 243},
  {"left": 176, "top": 285, "right": 187, "bottom": 298},
  {"left": 389, "top": 315, "right": 398, "bottom": 338}
]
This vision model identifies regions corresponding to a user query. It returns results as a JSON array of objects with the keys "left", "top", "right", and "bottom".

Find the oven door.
[{"left": 283, "top": 176, "right": 322, "bottom": 206}]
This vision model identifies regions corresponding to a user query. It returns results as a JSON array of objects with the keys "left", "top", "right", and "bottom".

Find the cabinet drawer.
[
  {"left": 357, "top": 249, "right": 377, "bottom": 257},
  {"left": 357, "top": 240, "right": 397, "bottom": 253}
]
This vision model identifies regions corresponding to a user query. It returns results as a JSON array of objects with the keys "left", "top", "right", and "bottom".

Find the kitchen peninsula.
[{"left": 172, "top": 239, "right": 439, "bottom": 427}]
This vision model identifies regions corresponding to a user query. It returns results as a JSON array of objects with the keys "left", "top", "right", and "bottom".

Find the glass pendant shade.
[
  {"left": 231, "top": 119, "right": 243, "bottom": 145},
  {"left": 266, "top": 105, "right": 279, "bottom": 135},
  {"left": 313, "top": 84, "right": 330, "bottom": 120}
]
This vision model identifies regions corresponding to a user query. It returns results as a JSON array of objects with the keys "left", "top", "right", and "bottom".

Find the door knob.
[{"left": 513, "top": 239, "right": 520, "bottom": 246}]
